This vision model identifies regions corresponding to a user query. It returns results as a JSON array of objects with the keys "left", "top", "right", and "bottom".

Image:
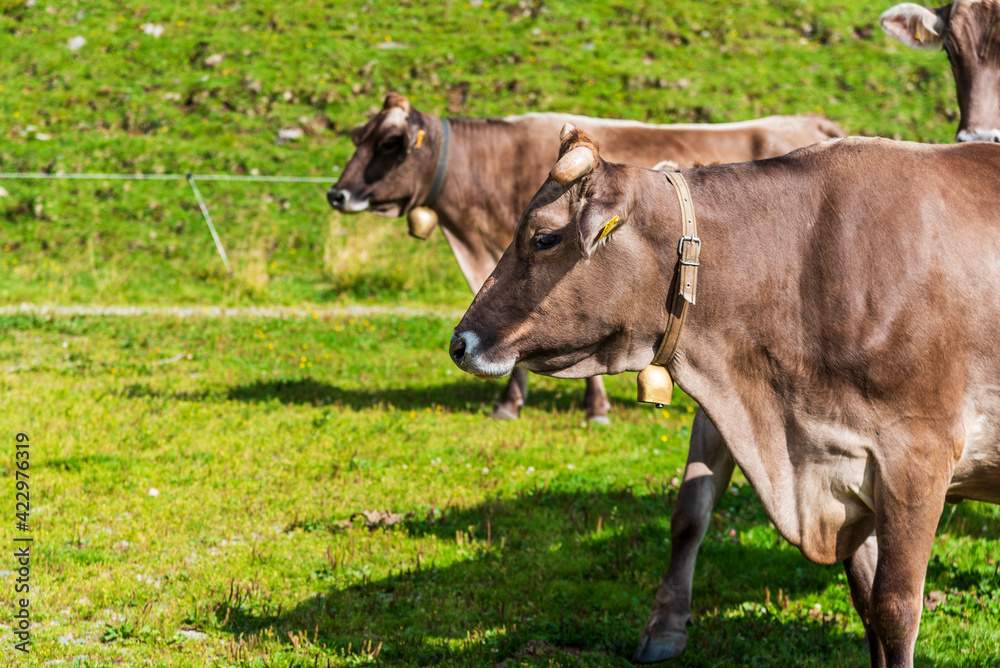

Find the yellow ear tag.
[
  {"left": 414, "top": 129, "right": 426, "bottom": 149},
  {"left": 914, "top": 21, "right": 936, "bottom": 43},
  {"left": 597, "top": 215, "right": 620, "bottom": 241}
]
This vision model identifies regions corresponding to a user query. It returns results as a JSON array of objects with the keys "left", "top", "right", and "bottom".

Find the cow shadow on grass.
[
  {"left": 226, "top": 378, "right": 605, "bottom": 416},
  {"left": 198, "top": 487, "right": 979, "bottom": 667},
  {"left": 123, "top": 377, "right": 606, "bottom": 416}
]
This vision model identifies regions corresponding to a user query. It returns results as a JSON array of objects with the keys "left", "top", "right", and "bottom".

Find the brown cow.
[
  {"left": 329, "top": 93, "right": 844, "bottom": 422},
  {"left": 882, "top": 0, "right": 1000, "bottom": 142},
  {"left": 450, "top": 126, "right": 1000, "bottom": 667}
]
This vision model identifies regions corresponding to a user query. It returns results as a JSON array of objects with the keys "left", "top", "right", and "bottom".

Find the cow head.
[
  {"left": 449, "top": 125, "right": 675, "bottom": 379},
  {"left": 882, "top": 1, "right": 1000, "bottom": 142},
  {"left": 327, "top": 93, "right": 440, "bottom": 216}
]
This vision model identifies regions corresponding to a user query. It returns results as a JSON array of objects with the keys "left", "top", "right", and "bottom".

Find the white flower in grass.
[
  {"left": 147, "top": 487, "right": 159, "bottom": 497},
  {"left": 67, "top": 36, "right": 86, "bottom": 51},
  {"left": 526, "top": 466, "right": 535, "bottom": 475},
  {"left": 141, "top": 23, "right": 164, "bottom": 38},
  {"left": 481, "top": 467, "right": 489, "bottom": 475}
]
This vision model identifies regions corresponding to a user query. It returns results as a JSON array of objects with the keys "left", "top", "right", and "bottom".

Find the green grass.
[
  {"left": 1, "top": 313, "right": 998, "bottom": 666},
  {"left": 0, "top": 0, "right": 998, "bottom": 666}
]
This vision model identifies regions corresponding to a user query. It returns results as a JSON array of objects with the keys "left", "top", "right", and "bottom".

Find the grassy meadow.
[{"left": 0, "top": 0, "right": 998, "bottom": 666}]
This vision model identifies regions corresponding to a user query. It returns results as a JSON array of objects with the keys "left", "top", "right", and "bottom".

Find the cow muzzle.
[
  {"left": 449, "top": 330, "right": 515, "bottom": 379},
  {"left": 327, "top": 187, "right": 370, "bottom": 213},
  {"left": 956, "top": 128, "right": 1000, "bottom": 143}
]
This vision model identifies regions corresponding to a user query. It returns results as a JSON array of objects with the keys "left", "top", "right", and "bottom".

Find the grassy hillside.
[{"left": 0, "top": 0, "right": 959, "bottom": 309}]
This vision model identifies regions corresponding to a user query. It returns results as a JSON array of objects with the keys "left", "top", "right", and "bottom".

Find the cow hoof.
[
  {"left": 588, "top": 415, "right": 611, "bottom": 425},
  {"left": 491, "top": 405, "right": 520, "bottom": 421},
  {"left": 632, "top": 632, "right": 688, "bottom": 664}
]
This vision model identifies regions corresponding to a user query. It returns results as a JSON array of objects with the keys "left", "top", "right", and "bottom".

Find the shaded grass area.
[{"left": 0, "top": 313, "right": 997, "bottom": 666}]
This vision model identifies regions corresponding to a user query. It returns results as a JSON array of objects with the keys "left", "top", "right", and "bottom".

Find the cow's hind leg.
[
  {"left": 492, "top": 367, "right": 528, "bottom": 420},
  {"left": 584, "top": 376, "right": 611, "bottom": 423},
  {"left": 633, "top": 409, "right": 735, "bottom": 663},
  {"left": 844, "top": 532, "right": 886, "bottom": 667}
]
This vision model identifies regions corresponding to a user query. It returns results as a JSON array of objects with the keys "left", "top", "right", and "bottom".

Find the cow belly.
[{"left": 948, "top": 406, "right": 1000, "bottom": 504}]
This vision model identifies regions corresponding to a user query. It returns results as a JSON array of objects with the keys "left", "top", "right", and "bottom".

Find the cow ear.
[
  {"left": 350, "top": 122, "right": 366, "bottom": 147},
  {"left": 578, "top": 212, "right": 624, "bottom": 257},
  {"left": 551, "top": 124, "right": 601, "bottom": 185},
  {"left": 881, "top": 3, "right": 946, "bottom": 49}
]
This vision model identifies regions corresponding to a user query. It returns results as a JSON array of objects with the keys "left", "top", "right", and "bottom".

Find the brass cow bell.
[
  {"left": 637, "top": 364, "right": 673, "bottom": 407},
  {"left": 407, "top": 206, "right": 438, "bottom": 240}
]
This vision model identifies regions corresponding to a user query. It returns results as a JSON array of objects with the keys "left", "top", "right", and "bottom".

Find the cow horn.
[
  {"left": 560, "top": 122, "right": 576, "bottom": 142},
  {"left": 383, "top": 92, "right": 411, "bottom": 113},
  {"left": 551, "top": 146, "right": 596, "bottom": 185}
]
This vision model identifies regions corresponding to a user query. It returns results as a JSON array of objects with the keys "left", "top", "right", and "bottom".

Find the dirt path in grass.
[{"left": 0, "top": 303, "right": 465, "bottom": 320}]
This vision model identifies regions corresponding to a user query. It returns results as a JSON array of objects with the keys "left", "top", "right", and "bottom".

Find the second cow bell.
[
  {"left": 407, "top": 206, "right": 438, "bottom": 240},
  {"left": 637, "top": 364, "right": 673, "bottom": 408}
]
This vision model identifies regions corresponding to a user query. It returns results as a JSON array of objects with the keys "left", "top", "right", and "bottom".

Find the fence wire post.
[{"left": 186, "top": 173, "right": 233, "bottom": 278}]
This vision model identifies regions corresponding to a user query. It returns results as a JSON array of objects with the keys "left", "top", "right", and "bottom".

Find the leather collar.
[
  {"left": 425, "top": 118, "right": 451, "bottom": 205},
  {"left": 636, "top": 171, "right": 701, "bottom": 406}
]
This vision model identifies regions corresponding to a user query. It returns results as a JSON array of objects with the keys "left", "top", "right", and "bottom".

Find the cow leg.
[
  {"left": 864, "top": 471, "right": 947, "bottom": 667},
  {"left": 492, "top": 367, "right": 528, "bottom": 420},
  {"left": 633, "top": 409, "right": 735, "bottom": 663},
  {"left": 844, "top": 532, "right": 887, "bottom": 667},
  {"left": 584, "top": 376, "right": 611, "bottom": 424}
]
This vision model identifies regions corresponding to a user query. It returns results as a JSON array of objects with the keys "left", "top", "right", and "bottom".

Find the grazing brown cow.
[
  {"left": 882, "top": 0, "right": 1000, "bottom": 142},
  {"left": 329, "top": 93, "right": 843, "bottom": 422},
  {"left": 450, "top": 126, "right": 1000, "bottom": 667}
]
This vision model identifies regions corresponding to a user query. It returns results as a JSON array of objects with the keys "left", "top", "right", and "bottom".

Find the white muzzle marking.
[
  {"left": 450, "top": 330, "right": 515, "bottom": 378},
  {"left": 956, "top": 128, "right": 1000, "bottom": 143}
]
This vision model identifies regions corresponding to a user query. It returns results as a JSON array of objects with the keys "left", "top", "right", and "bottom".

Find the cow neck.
[
  {"left": 636, "top": 170, "right": 701, "bottom": 407},
  {"left": 424, "top": 118, "right": 451, "bottom": 206}
]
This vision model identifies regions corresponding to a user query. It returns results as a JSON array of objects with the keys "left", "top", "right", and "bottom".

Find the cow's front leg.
[
  {"left": 492, "top": 367, "right": 528, "bottom": 420},
  {"left": 584, "top": 376, "right": 611, "bottom": 423},
  {"left": 633, "top": 409, "right": 735, "bottom": 663},
  {"left": 844, "top": 532, "right": 886, "bottom": 667},
  {"left": 866, "top": 471, "right": 946, "bottom": 668}
]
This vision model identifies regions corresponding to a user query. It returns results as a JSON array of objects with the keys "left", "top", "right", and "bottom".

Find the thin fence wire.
[
  {"left": 0, "top": 172, "right": 332, "bottom": 182},
  {"left": 0, "top": 171, "right": 335, "bottom": 276}
]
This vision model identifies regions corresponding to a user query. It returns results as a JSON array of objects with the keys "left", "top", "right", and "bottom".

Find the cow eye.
[
  {"left": 533, "top": 233, "right": 560, "bottom": 250},
  {"left": 379, "top": 136, "right": 403, "bottom": 153}
]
